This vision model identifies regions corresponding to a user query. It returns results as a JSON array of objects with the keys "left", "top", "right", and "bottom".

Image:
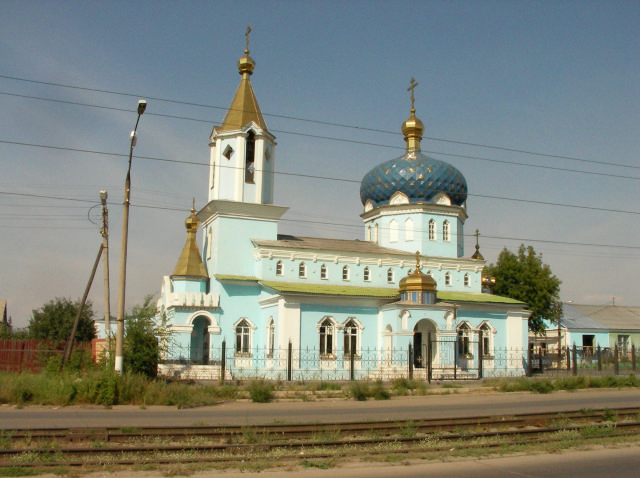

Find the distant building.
[{"left": 155, "top": 40, "right": 531, "bottom": 380}]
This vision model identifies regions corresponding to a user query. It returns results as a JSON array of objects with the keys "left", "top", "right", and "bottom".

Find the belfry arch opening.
[{"left": 190, "top": 316, "right": 211, "bottom": 364}]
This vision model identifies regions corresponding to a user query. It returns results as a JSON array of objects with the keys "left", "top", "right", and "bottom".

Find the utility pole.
[
  {"left": 99, "top": 190, "right": 111, "bottom": 350},
  {"left": 114, "top": 100, "right": 147, "bottom": 373}
]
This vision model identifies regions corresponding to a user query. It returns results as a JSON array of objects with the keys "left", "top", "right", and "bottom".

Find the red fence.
[{"left": 0, "top": 340, "right": 93, "bottom": 372}]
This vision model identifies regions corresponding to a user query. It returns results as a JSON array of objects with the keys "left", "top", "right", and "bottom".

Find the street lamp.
[{"left": 114, "top": 99, "right": 147, "bottom": 373}]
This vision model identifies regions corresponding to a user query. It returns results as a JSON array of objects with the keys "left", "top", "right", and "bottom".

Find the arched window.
[
  {"left": 428, "top": 219, "right": 436, "bottom": 241},
  {"left": 319, "top": 318, "right": 334, "bottom": 356},
  {"left": 374, "top": 223, "right": 379, "bottom": 243},
  {"left": 445, "top": 272, "right": 452, "bottom": 286},
  {"left": 387, "top": 268, "right": 394, "bottom": 283},
  {"left": 235, "top": 319, "right": 252, "bottom": 354},
  {"left": 363, "top": 267, "right": 371, "bottom": 282},
  {"left": 479, "top": 322, "right": 492, "bottom": 357},
  {"left": 389, "top": 219, "right": 398, "bottom": 242},
  {"left": 457, "top": 323, "right": 471, "bottom": 357},
  {"left": 299, "top": 262, "right": 307, "bottom": 278},
  {"left": 342, "top": 265, "right": 350, "bottom": 281},
  {"left": 320, "top": 264, "right": 328, "bottom": 280},
  {"left": 366, "top": 225, "right": 372, "bottom": 242},
  {"left": 276, "top": 260, "right": 283, "bottom": 276},
  {"left": 267, "top": 318, "right": 275, "bottom": 357},
  {"left": 463, "top": 273, "right": 470, "bottom": 287},
  {"left": 206, "top": 227, "right": 213, "bottom": 259},
  {"left": 344, "top": 319, "right": 358, "bottom": 356},
  {"left": 405, "top": 218, "right": 414, "bottom": 241},
  {"left": 245, "top": 131, "right": 255, "bottom": 184},
  {"left": 443, "top": 220, "right": 450, "bottom": 242}
]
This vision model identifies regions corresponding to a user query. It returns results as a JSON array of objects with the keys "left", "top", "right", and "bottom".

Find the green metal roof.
[
  {"left": 259, "top": 281, "right": 396, "bottom": 298},
  {"left": 436, "top": 291, "right": 524, "bottom": 304}
]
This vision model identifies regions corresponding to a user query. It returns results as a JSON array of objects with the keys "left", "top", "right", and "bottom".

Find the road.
[{"left": 1, "top": 388, "right": 639, "bottom": 429}]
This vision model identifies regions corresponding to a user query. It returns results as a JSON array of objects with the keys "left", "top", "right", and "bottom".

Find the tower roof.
[
  {"left": 219, "top": 27, "right": 268, "bottom": 133},
  {"left": 399, "top": 252, "right": 437, "bottom": 294},
  {"left": 172, "top": 207, "right": 208, "bottom": 279}
]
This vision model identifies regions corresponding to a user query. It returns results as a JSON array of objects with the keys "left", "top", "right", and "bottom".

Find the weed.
[
  {"left": 371, "top": 380, "right": 390, "bottom": 400},
  {"left": 348, "top": 382, "right": 370, "bottom": 401},
  {"left": 602, "top": 409, "right": 617, "bottom": 422},
  {"left": 247, "top": 380, "right": 274, "bottom": 403}
]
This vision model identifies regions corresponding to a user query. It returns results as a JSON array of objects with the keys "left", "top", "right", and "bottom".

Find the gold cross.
[
  {"left": 407, "top": 77, "right": 419, "bottom": 110},
  {"left": 245, "top": 25, "right": 252, "bottom": 53}
]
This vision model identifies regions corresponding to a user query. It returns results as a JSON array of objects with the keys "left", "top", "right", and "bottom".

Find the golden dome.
[
  {"left": 399, "top": 252, "right": 436, "bottom": 294},
  {"left": 185, "top": 207, "right": 200, "bottom": 232},
  {"left": 401, "top": 109, "right": 424, "bottom": 152},
  {"left": 238, "top": 51, "right": 255, "bottom": 76}
]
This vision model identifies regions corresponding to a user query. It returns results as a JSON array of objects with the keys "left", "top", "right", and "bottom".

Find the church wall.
[{"left": 170, "top": 278, "right": 207, "bottom": 294}]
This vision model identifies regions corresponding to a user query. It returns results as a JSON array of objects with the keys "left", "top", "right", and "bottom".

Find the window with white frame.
[
  {"left": 235, "top": 319, "right": 252, "bottom": 355},
  {"left": 479, "top": 323, "right": 492, "bottom": 357},
  {"left": 276, "top": 260, "right": 283, "bottom": 276},
  {"left": 389, "top": 219, "right": 398, "bottom": 242},
  {"left": 342, "top": 265, "right": 350, "bottom": 281},
  {"left": 428, "top": 219, "right": 436, "bottom": 240},
  {"left": 223, "top": 144, "right": 233, "bottom": 159},
  {"left": 299, "top": 262, "right": 307, "bottom": 278},
  {"left": 445, "top": 272, "right": 452, "bottom": 286},
  {"left": 343, "top": 319, "right": 358, "bottom": 356},
  {"left": 374, "top": 223, "right": 379, "bottom": 243},
  {"left": 267, "top": 318, "right": 275, "bottom": 357},
  {"left": 366, "top": 226, "right": 372, "bottom": 242},
  {"left": 463, "top": 273, "right": 470, "bottom": 287},
  {"left": 443, "top": 220, "right": 450, "bottom": 241},
  {"left": 245, "top": 130, "right": 255, "bottom": 184},
  {"left": 206, "top": 227, "right": 213, "bottom": 259},
  {"left": 320, "top": 264, "right": 328, "bottom": 280},
  {"left": 387, "top": 268, "right": 394, "bottom": 283},
  {"left": 457, "top": 323, "right": 471, "bottom": 357},
  {"left": 319, "top": 318, "right": 335, "bottom": 356},
  {"left": 405, "top": 218, "right": 414, "bottom": 241},
  {"left": 363, "top": 267, "right": 371, "bottom": 282}
]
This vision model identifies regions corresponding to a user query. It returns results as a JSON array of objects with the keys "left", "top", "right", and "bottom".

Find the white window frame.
[
  {"left": 387, "top": 268, "right": 394, "bottom": 283},
  {"left": 363, "top": 266, "right": 371, "bottom": 282},
  {"left": 342, "top": 265, "right": 350, "bottom": 281},
  {"left": 463, "top": 273, "right": 470, "bottom": 287},
  {"left": 389, "top": 219, "right": 398, "bottom": 242},
  {"left": 445, "top": 272, "right": 452, "bottom": 286},
  {"left": 276, "top": 260, "right": 283, "bottom": 276},
  {"left": 404, "top": 217, "right": 414, "bottom": 242},
  {"left": 428, "top": 219, "right": 436, "bottom": 241},
  {"left": 320, "top": 264, "right": 328, "bottom": 280},
  {"left": 443, "top": 220, "right": 450, "bottom": 242},
  {"left": 299, "top": 262, "right": 307, "bottom": 279},
  {"left": 234, "top": 318, "right": 254, "bottom": 356},
  {"left": 318, "top": 317, "right": 336, "bottom": 358},
  {"left": 266, "top": 317, "right": 275, "bottom": 357}
]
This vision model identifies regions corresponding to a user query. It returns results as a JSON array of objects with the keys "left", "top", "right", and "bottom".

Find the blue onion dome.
[{"left": 360, "top": 107, "right": 467, "bottom": 209}]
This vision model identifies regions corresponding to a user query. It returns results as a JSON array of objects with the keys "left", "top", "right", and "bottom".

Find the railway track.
[{"left": 1, "top": 406, "right": 639, "bottom": 469}]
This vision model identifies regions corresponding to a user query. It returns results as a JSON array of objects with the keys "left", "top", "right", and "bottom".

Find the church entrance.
[
  {"left": 190, "top": 316, "right": 211, "bottom": 364},
  {"left": 413, "top": 319, "right": 437, "bottom": 368}
]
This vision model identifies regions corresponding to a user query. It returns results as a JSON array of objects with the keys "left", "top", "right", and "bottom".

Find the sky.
[{"left": 1, "top": 1, "right": 639, "bottom": 328}]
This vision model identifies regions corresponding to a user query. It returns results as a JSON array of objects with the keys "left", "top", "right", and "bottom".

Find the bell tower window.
[{"left": 245, "top": 131, "right": 255, "bottom": 184}]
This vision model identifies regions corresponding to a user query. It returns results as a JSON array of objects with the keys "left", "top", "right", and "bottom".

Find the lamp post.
[{"left": 114, "top": 100, "right": 147, "bottom": 373}]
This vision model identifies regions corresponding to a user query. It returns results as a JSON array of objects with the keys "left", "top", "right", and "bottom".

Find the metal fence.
[
  {"left": 159, "top": 337, "right": 527, "bottom": 382},
  {"left": 0, "top": 340, "right": 93, "bottom": 372},
  {"left": 528, "top": 344, "right": 639, "bottom": 377}
]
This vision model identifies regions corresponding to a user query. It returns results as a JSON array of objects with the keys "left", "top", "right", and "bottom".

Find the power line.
[{"left": 1, "top": 74, "right": 638, "bottom": 171}]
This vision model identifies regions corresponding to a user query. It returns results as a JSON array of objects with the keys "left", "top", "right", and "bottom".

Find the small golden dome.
[
  {"left": 185, "top": 207, "right": 200, "bottom": 232},
  {"left": 399, "top": 252, "right": 437, "bottom": 293},
  {"left": 238, "top": 50, "right": 255, "bottom": 76}
]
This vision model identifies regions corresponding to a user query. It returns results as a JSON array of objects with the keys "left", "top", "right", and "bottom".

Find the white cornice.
[
  {"left": 253, "top": 246, "right": 485, "bottom": 271},
  {"left": 361, "top": 203, "right": 468, "bottom": 222},
  {"left": 198, "top": 199, "right": 288, "bottom": 226}
]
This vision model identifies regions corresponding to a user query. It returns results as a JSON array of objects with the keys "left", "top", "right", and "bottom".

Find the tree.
[
  {"left": 28, "top": 297, "right": 96, "bottom": 342},
  {"left": 123, "top": 295, "right": 159, "bottom": 378},
  {"left": 484, "top": 245, "right": 562, "bottom": 334}
]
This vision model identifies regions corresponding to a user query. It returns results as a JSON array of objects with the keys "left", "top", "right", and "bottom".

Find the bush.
[
  {"left": 248, "top": 380, "right": 274, "bottom": 403},
  {"left": 371, "top": 381, "right": 390, "bottom": 400},
  {"left": 347, "top": 382, "right": 370, "bottom": 401},
  {"left": 123, "top": 296, "right": 159, "bottom": 379}
]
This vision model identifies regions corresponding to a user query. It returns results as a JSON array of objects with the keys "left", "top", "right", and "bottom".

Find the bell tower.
[{"left": 207, "top": 26, "right": 276, "bottom": 205}]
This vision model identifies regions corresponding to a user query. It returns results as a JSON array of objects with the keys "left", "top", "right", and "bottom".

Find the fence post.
[
  {"left": 478, "top": 330, "right": 483, "bottom": 380},
  {"left": 220, "top": 340, "right": 226, "bottom": 383},
  {"left": 566, "top": 346, "right": 571, "bottom": 371},
  {"left": 408, "top": 343, "right": 413, "bottom": 380},
  {"left": 427, "top": 332, "right": 432, "bottom": 384},
  {"left": 597, "top": 346, "right": 602, "bottom": 372},
  {"left": 527, "top": 347, "right": 532, "bottom": 377},
  {"left": 614, "top": 344, "right": 619, "bottom": 375},
  {"left": 632, "top": 345, "right": 637, "bottom": 372},
  {"left": 350, "top": 351, "right": 355, "bottom": 381},
  {"left": 287, "top": 341, "right": 292, "bottom": 381},
  {"left": 572, "top": 345, "right": 577, "bottom": 376}
]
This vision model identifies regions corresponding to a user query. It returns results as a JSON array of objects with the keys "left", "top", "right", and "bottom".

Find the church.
[{"left": 155, "top": 38, "right": 530, "bottom": 381}]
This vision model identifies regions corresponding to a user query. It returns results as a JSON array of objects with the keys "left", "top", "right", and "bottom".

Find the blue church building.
[{"left": 155, "top": 41, "right": 530, "bottom": 380}]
